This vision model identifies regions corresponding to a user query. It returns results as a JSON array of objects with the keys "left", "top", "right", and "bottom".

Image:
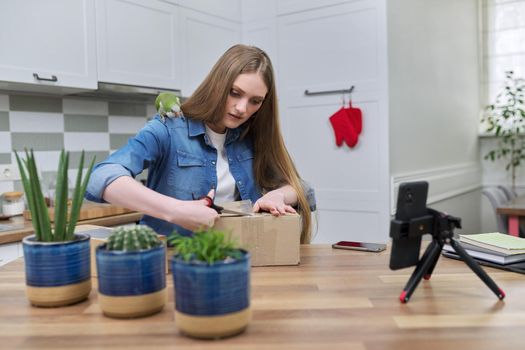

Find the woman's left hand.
[{"left": 253, "top": 190, "right": 297, "bottom": 216}]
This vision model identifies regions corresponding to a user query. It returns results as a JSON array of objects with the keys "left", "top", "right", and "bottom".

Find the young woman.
[{"left": 86, "top": 44, "right": 315, "bottom": 243}]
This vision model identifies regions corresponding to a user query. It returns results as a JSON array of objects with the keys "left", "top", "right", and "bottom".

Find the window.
[{"left": 481, "top": 0, "right": 525, "bottom": 103}]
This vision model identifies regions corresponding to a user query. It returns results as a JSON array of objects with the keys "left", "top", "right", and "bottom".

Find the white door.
[
  {"left": 0, "top": 0, "right": 97, "bottom": 90},
  {"left": 179, "top": 8, "right": 241, "bottom": 95},
  {"left": 277, "top": 0, "right": 390, "bottom": 244},
  {"left": 95, "top": 0, "right": 181, "bottom": 89}
]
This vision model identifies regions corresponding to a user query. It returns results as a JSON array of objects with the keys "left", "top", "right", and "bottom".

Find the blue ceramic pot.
[
  {"left": 171, "top": 250, "right": 251, "bottom": 338},
  {"left": 22, "top": 233, "right": 91, "bottom": 307},
  {"left": 96, "top": 244, "right": 167, "bottom": 318}
]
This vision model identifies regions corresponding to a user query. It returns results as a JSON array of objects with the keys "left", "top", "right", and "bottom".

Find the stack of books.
[{"left": 443, "top": 232, "right": 525, "bottom": 265}]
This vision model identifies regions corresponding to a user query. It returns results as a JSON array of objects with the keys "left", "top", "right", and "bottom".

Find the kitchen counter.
[
  {"left": 1, "top": 245, "right": 524, "bottom": 349},
  {"left": 0, "top": 208, "right": 142, "bottom": 245}
]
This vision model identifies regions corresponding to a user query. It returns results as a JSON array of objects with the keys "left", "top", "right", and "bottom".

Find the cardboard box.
[
  {"left": 213, "top": 213, "right": 301, "bottom": 266},
  {"left": 75, "top": 225, "right": 167, "bottom": 277}
]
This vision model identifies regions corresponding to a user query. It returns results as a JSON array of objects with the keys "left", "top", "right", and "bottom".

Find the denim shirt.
[
  {"left": 86, "top": 114, "right": 262, "bottom": 236},
  {"left": 86, "top": 114, "right": 317, "bottom": 236}
]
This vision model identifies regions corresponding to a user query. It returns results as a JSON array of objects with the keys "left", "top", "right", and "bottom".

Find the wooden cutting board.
[{"left": 23, "top": 202, "right": 135, "bottom": 222}]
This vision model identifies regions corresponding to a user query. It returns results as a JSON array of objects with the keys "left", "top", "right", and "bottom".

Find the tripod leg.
[
  {"left": 423, "top": 241, "right": 443, "bottom": 280},
  {"left": 400, "top": 240, "right": 442, "bottom": 303},
  {"left": 449, "top": 239, "right": 505, "bottom": 300}
]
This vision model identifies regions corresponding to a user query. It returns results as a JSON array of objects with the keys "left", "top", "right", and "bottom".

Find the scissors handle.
[{"left": 201, "top": 195, "right": 224, "bottom": 214}]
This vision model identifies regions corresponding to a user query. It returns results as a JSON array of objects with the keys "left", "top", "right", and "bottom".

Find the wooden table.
[
  {"left": 497, "top": 195, "right": 525, "bottom": 237},
  {"left": 1, "top": 245, "right": 524, "bottom": 349}
]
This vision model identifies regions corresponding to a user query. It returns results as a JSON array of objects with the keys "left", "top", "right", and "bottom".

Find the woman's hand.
[
  {"left": 104, "top": 178, "right": 219, "bottom": 231},
  {"left": 168, "top": 189, "right": 220, "bottom": 231},
  {"left": 253, "top": 188, "right": 297, "bottom": 216}
]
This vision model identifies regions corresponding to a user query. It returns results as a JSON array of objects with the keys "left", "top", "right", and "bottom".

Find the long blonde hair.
[{"left": 182, "top": 44, "right": 312, "bottom": 243}]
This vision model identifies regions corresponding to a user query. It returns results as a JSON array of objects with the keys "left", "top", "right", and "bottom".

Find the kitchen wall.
[
  {"left": 388, "top": 0, "right": 482, "bottom": 233},
  {"left": 0, "top": 93, "right": 155, "bottom": 204}
]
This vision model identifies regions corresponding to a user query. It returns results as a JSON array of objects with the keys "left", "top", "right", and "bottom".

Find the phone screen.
[{"left": 332, "top": 241, "right": 386, "bottom": 252}]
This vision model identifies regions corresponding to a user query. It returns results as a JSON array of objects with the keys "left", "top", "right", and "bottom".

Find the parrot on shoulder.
[{"left": 155, "top": 92, "right": 182, "bottom": 122}]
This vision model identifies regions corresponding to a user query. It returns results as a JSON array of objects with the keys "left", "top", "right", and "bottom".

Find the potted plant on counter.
[
  {"left": 169, "top": 228, "right": 251, "bottom": 339},
  {"left": 17, "top": 149, "right": 95, "bottom": 307},
  {"left": 481, "top": 70, "right": 525, "bottom": 189},
  {"left": 96, "top": 225, "right": 167, "bottom": 318}
]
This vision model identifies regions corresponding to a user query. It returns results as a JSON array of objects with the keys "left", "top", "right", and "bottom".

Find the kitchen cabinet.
[
  {"left": 179, "top": 8, "right": 241, "bottom": 95},
  {"left": 276, "top": 0, "right": 356, "bottom": 15},
  {"left": 275, "top": 0, "right": 390, "bottom": 244},
  {"left": 0, "top": 0, "right": 97, "bottom": 91},
  {"left": 166, "top": 0, "right": 241, "bottom": 22},
  {"left": 95, "top": 0, "right": 181, "bottom": 89}
]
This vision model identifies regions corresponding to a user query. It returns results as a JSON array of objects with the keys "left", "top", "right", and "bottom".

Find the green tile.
[
  {"left": 64, "top": 114, "right": 108, "bottom": 132},
  {"left": 10, "top": 95, "right": 62, "bottom": 113},
  {"left": 0, "top": 112, "right": 9, "bottom": 131},
  {"left": 0, "top": 153, "right": 11, "bottom": 164},
  {"left": 110, "top": 134, "right": 134, "bottom": 149},
  {"left": 108, "top": 102, "right": 146, "bottom": 116},
  {"left": 11, "top": 133, "right": 64, "bottom": 151},
  {"left": 69, "top": 151, "right": 109, "bottom": 169}
]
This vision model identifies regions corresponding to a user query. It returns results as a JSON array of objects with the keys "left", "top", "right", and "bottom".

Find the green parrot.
[{"left": 155, "top": 92, "right": 182, "bottom": 121}]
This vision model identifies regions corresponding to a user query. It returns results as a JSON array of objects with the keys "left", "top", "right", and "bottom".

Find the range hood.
[{"left": 69, "top": 82, "right": 182, "bottom": 102}]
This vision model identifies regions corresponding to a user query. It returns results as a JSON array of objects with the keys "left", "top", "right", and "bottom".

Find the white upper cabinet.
[
  {"left": 0, "top": 0, "right": 97, "bottom": 90},
  {"left": 95, "top": 0, "right": 181, "bottom": 89},
  {"left": 164, "top": 0, "right": 241, "bottom": 22},
  {"left": 276, "top": 0, "right": 357, "bottom": 15},
  {"left": 179, "top": 8, "right": 241, "bottom": 95}
]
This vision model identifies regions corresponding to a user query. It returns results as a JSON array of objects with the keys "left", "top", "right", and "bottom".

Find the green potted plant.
[
  {"left": 96, "top": 225, "right": 167, "bottom": 318},
  {"left": 169, "top": 229, "right": 251, "bottom": 339},
  {"left": 17, "top": 149, "right": 95, "bottom": 307},
  {"left": 482, "top": 70, "right": 525, "bottom": 189}
]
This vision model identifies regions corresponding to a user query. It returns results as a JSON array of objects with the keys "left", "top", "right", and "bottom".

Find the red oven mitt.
[
  {"left": 329, "top": 107, "right": 358, "bottom": 147},
  {"left": 345, "top": 101, "right": 362, "bottom": 135}
]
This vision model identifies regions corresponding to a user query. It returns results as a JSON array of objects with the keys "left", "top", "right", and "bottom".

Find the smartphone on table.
[{"left": 332, "top": 241, "right": 386, "bottom": 252}]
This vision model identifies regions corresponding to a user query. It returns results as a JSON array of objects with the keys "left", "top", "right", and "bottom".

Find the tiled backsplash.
[{"left": 0, "top": 93, "right": 156, "bottom": 197}]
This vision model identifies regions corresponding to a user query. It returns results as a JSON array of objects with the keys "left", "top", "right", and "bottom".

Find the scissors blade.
[
  {"left": 217, "top": 200, "right": 254, "bottom": 216},
  {"left": 220, "top": 208, "right": 254, "bottom": 216}
]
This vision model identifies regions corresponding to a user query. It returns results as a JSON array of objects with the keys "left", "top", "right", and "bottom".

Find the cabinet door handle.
[{"left": 33, "top": 73, "right": 58, "bottom": 82}]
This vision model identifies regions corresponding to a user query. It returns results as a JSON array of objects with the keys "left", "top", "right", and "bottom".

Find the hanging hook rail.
[{"left": 304, "top": 85, "right": 354, "bottom": 96}]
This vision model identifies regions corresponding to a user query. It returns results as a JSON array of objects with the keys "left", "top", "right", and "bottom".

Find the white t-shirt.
[{"left": 205, "top": 126, "right": 236, "bottom": 203}]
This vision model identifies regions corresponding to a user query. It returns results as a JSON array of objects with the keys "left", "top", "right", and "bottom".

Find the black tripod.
[{"left": 397, "top": 209, "right": 506, "bottom": 303}]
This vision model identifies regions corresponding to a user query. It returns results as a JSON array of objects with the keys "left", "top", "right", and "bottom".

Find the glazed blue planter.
[
  {"left": 22, "top": 233, "right": 91, "bottom": 307},
  {"left": 96, "top": 244, "right": 167, "bottom": 318},
  {"left": 171, "top": 250, "right": 251, "bottom": 338}
]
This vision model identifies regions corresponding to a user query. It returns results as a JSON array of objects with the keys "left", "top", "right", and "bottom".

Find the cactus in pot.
[
  {"left": 96, "top": 225, "right": 167, "bottom": 318},
  {"left": 106, "top": 226, "right": 162, "bottom": 251}
]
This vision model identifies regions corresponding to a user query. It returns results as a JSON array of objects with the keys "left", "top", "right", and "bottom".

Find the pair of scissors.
[{"left": 196, "top": 194, "right": 254, "bottom": 216}]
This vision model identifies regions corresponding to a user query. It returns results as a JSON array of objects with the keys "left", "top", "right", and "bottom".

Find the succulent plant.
[
  {"left": 168, "top": 228, "right": 242, "bottom": 264},
  {"left": 106, "top": 225, "right": 162, "bottom": 251}
]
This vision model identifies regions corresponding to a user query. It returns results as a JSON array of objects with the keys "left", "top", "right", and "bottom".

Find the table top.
[
  {"left": 497, "top": 194, "right": 525, "bottom": 216},
  {"left": 1, "top": 244, "right": 524, "bottom": 349}
]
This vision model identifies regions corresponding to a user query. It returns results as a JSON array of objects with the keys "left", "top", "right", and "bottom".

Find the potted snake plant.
[
  {"left": 96, "top": 225, "right": 167, "bottom": 318},
  {"left": 17, "top": 149, "right": 95, "bottom": 307},
  {"left": 169, "top": 228, "right": 251, "bottom": 339}
]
